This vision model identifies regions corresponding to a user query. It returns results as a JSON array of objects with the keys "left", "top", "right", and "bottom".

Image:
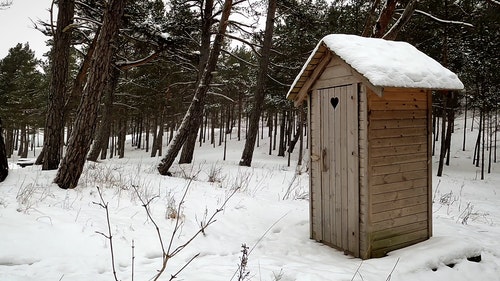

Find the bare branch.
[
  {"left": 116, "top": 49, "right": 164, "bottom": 70},
  {"left": 383, "top": 0, "right": 417, "bottom": 40},
  {"left": 93, "top": 187, "right": 119, "bottom": 281},
  {"left": 221, "top": 49, "right": 258, "bottom": 67},
  {"left": 413, "top": 9, "right": 474, "bottom": 27},
  {"left": 208, "top": 91, "right": 236, "bottom": 102}
]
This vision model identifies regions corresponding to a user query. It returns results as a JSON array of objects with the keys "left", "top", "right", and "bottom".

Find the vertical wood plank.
[
  {"left": 321, "top": 89, "right": 331, "bottom": 243},
  {"left": 309, "top": 90, "right": 322, "bottom": 241},
  {"left": 332, "top": 87, "right": 345, "bottom": 248},
  {"left": 426, "top": 90, "right": 433, "bottom": 238},
  {"left": 347, "top": 84, "right": 359, "bottom": 256},
  {"left": 358, "top": 84, "right": 369, "bottom": 258},
  {"left": 329, "top": 87, "right": 338, "bottom": 245}
]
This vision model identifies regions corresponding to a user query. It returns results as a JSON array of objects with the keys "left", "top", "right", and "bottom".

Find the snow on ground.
[{"left": 0, "top": 116, "right": 499, "bottom": 281}]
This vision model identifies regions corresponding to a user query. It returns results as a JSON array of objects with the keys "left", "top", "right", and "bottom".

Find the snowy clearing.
[{"left": 0, "top": 115, "right": 499, "bottom": 281}]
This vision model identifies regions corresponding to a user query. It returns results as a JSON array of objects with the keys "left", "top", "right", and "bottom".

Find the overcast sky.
[{"left": 0, "top": 0, "right": 52, "bottom": 60}]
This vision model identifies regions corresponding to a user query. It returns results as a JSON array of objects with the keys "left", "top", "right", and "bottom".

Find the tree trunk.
[
  {"left": 179, "top": 0, "right": 214, "bottom": 164},
  {"left": 239, "top": 0, "right": 276, "bottom": 167},
  {"left": 54, "top": 0, "right": 126, "bottom": 189},
  {"left": 88, "top": 66, "right": 120, "bottom": 161},
  {"left": 278, "top": 111, "right": 287, "bottom": 157},
  {"left": 0, "top": 117, "right": 8, "bottom": 182},
  {"left": 21, "top": 126, "right": 28, "bottom": 158},
  {"left": 437, "top": 93, "right": 448, "bottom": 176},
  {"left": 372, "top": 0, "right": 398, "bottom": 38},
  {"left": 445, "top": 93, "right": 455, "bottom": 166},
  {"left": 39, "top": 0, "right": 75, "bottom": 170},
  {"left": 158, "top": 0, "right": 233, "bottom": 175}
]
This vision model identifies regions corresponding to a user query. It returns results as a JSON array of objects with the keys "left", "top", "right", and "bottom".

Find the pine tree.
[
  {"left": 55, "top": 0, "right": 127, "bottom": 189},
  {"left": 0, "top": 117, "right": 7, "bottom": 182}
]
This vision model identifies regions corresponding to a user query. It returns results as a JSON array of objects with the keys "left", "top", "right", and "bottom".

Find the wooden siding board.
[
  {"left": 371, "top": 211, "right": 428, "bottom": 232},
  {"left": 371, "top": 161, "right": 428, "bottom": 176},
  {"left": 371, "top": 144, "right": 426, "bottom": 158},
  {"left": 369, "top": 100, "right": 428, "bottom": 110},
  {"left": 371, "top": 170, "right": 428, "bottom": 186},
  {"left": 372, "top": 194, "right": 428, "bottom": 214},
  {"left": 359, "top": 84, "right": 369, "bottom": 259},
  {"left": 370, "top": 127, "right": 428, "bottom": 139},
  {"left": 321, "top": 90, "right": 331, "bottom": 243},
  {"left": 369, "top": 118, "right": 427, "bottom": 130},
  {"left": 369, "top": 110, "right": 427, "bottom": 120},
  {"left": 372, "top": 186, "right": 427, "bottom": 205},
  {"left": 372, "top": 203, "right": 428, "bottom": 222},
  {"left": 426, "top": 90, "right": 433, "bottom": 238},
  {"left": 310, "top": 90, "right": 322, "bottom": 241},
  {"left": 330, "top": 88, "right": 344, "bottom": 247},
  {"left": 371, "top": 236, "right": 429, "bottom": 258},
  {"left": 370, "top": 136, "right": 428, "bottom": 148},
  {"left": 371, "top": 229, "right": 429, "bottom": 251},
  {"left": 370, "top": 153, "right": 427, "bottom": 166},
  {"left": 347, "top": 84, "right": 360, "bottom": 256}
]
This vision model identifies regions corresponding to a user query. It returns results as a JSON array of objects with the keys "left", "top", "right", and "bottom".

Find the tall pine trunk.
[
  {"left": 179, "top": 0, "right": 214, "bottom": 164},
  {"left": 87, "top": 67, "right": 120, "bottom": 161},
  {"left": 239, "top": 0, "right": 276, "bottom": 167},
  {"left": 0, "top": 117, "right": 8, "bottom": 182},
  {"left": 54, "top": 0, "right": 126, "bottom": 189},
  {"left": 158, "top": 0, "right": 233, "bottom": 175},
  {"left": 41, "top": 0, "right": 75, "bottom": 170}
]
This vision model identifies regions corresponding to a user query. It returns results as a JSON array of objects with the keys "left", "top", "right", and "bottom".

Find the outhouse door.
[{"left": 318, "top": 84, "right": 359, "bottom": 256}]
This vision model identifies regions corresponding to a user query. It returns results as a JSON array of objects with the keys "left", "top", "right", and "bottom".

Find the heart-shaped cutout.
[{"left": 330, "top": 97, "right": 339, "bottom": 109}]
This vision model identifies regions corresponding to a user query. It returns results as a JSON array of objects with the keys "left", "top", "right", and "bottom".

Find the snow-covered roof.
[{"left": 287, "top": 34, "right": 464, "bottom": 102}]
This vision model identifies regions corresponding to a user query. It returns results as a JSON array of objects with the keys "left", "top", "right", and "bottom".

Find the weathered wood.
[
  {"left": 369, "top": 109, "right": 427, "bottom": 120},
  {"left": 372, "top": 186, "right": 427, "bottom": 205},
  {"left": 372, "top": 211, "right": 428, "bottom": 231},
  {"left": 369, "top": 100, "right": 428, "bottom": 110},
  {"left": 371, "top": 144, "right": 426, "bottom": 158},
  {"left": 320, "top": 89, "right": 332, "bottom": 243},
  {"left": 371, "top": 220, "right": 427, "bottom": 240},
  {"left": 372, "top": 203, "right": 428, "bottom": 222},
  {"left": 372, "top": 179, "right": 428, "bottom": 197},
  {"left": 370, "top": 127, "right": 428, "bottom": 139},
  {"left": 310, "top": 90, "right": 322, "bottom": 241},
  {"left": 371, "top": 229, "right": 428, "bottom": 251},
  {"left": 347, "top": 84, "right": 359, "bottom": 256},
  {"left": 426, "top": 89, "right": 433, "bottom": 238},
  {"left": 370, "top": 136, "right": 428, "bottom": 148},
  {"left": 371, "top": 236, "right": 429, "bottom": 258},
  {"left": 372, "top": 194, "right": 428, "bottom": 213},
  {"left": 370, "top": 118, "right": 427, "bottom": 129},
  {"left": 371, "top": 161, "right": 428, "bottom": 175},
  {"left": 359, "top": 85, "right": 369, "bottom": 259},
  {"left": 371, "top": 169, "right": 428, "bottom": 186},
  {"left": 371, "top": 152, "right": 427, "bottom": 166}
]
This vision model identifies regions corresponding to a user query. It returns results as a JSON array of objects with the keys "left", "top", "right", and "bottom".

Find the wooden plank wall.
[
  {"left": 309, "top": 88, "right": 322, "bottom": 241},
  {"left": 358, "top": 85, "right": 369, "bottom": 259},
  {"left": 367, "top": 88, "right": 431, "bottom": 258}
]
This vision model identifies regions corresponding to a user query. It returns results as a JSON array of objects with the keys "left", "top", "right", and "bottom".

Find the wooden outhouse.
[{"left": 287, "top": 34, "right": 463, "bottom": 259}]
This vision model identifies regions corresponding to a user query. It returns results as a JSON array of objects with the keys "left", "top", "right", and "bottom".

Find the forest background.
[{"left": 0, "top": 0, "right": 499, "bottom": 186}]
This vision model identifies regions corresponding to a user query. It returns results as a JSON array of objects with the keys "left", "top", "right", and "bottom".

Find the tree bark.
[
  {"left": 373, "top": 0, "right": 398, "bottom": 38},
  {"left": 437, "top": 93, "right": 448, "bottom": 176},
  {"left": 239, "top": 0, "right": 276, "bottom": 167},
  {"left": 54, "top": 0, "right": 126, "bottom": 189},
  {"left": 179, "top": 0, "right": 214, "bottom": 164},
  {"left": 158, "top": 0, "right": 233, "bottom": 175},
  {"left": 87, "top": 67, "right": 120, "bottom": 161},
  {"left": 41, "top": 0, "right": 75, "bottom": 170},
  {"left": 0, "top": 117, "right": 8, "bottom": 182}
]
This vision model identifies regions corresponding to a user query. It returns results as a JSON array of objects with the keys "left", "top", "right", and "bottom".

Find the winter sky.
[{"left": 0, "top": 0, "right": 52, "bottom": 60}]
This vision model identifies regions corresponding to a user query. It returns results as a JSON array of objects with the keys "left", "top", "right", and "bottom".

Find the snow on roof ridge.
[
  {"left": 287, "top": 34, "right": 464, "bottom": 99},
  {"left": 322, "top": 34, "right": 464, "bottom": 90}
]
